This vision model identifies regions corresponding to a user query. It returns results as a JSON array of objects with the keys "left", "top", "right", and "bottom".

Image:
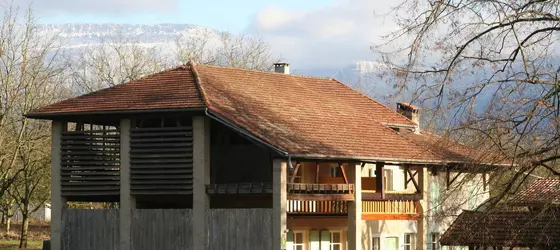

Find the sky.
[{"left": 13, "top": 0, "right": 400, "bottom": 70}]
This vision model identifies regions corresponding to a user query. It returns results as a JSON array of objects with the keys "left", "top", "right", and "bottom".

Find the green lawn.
[{"left": 0, "top": 240, "right": 43, "bottom": 250}]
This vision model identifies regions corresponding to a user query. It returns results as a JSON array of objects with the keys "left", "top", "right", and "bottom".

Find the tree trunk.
[
  {"left": 6, "top": 217, "right": 11, "bottom": 233},
  {"left": 1, "top": 212, "right": 5, "bottom": 225},
  {"left": 19, "top": 213, "right": 28, "bottom": 249}
]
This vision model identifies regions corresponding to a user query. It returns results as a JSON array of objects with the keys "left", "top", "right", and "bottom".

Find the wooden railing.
[
  {"left": 287, "top": 200, "right": 348, "bottom": 214},
  {"left": 287, "top": 183, "right": 354, "bottom": 194},
  {"left": 362, "top": 200, "right": 418, "bottom": 214}
]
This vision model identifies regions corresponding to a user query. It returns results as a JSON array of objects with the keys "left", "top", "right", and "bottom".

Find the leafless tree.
[
  {"left": 70, "top": 36, "right": 168, "bottom": 94},
  {"left": 376, "top": 0, "right": 560, "bottom": 205},
  {"left": 175, "top": 30, "right": 275, "bottom": 71}
]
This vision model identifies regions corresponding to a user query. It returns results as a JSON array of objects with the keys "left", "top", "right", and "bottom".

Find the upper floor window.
[
  {"left": 293, "top": 231, "right": 305, "bottom": 250},
  {"left": 404, "top": 233, "right": 416, "bottom": 250},
  {"left": 372, "top": 237, "right": 380, "bottom": 250},
  {"left": 330, "top": 231, "right": 342, "bottom": 250},
  {"left": 431, "top": 233, "right": 441, "bottom": 250},
  {"left": 330, "top": 165, "right": 342, "bottom": 178}
]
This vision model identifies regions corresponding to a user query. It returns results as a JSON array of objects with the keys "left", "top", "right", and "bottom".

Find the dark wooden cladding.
[
  {"left": 130, "top": 126, "right": 193, "bottom": 195},
  {"left": 60, "top": 129, "right": 120, "bottom": 198},
  {"left": 206, "top": 182, "right": 273, "bottom": 195}
]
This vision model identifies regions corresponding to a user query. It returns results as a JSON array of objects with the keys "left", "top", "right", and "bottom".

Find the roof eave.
[{"left": 25, "top": 107, "right": 207, "bottom": 120}]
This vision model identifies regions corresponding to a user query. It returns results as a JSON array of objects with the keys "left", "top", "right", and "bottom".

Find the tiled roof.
[
  {"left": 440, "top": 209, "right": 560, "bottom": 248},
  {"left": 509, "top": 178, "right": 560, "bottom": 206},
  {"left": 27, "top": 66, "right": 204, "bottom": 115},
  {"left": 28, "top": 63, "right": 507, "bottom": 164}
]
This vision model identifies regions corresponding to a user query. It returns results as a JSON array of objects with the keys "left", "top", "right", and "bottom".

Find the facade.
[{"left": 27, "top": 62, "right": 506, "bottom": 250}]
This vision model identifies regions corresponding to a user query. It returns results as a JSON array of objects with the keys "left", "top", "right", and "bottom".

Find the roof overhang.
[{"left": 25, "top": 108, "right": 207, "bottom": 120}]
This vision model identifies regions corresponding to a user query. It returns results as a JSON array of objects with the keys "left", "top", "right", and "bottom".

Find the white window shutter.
[
  {"left": 286, "top": 231, "right": 294, "bottom": 250},
  {"left": 320, "top": 230, "right": 330, "bottom": 250},
  {"left": 310, "top": 230, "right": 320, "bottom": 250}
]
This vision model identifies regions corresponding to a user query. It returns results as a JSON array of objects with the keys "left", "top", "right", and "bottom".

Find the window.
[
  {"left": 293, "top": 232, "right": 304, "bottom": 250},
  {"left": 330, "top": 165, "right": 342, "bottom": 177},
  {"left": 404, "top": 233, "right": 416, "bottom": 250},
  {"left": 431, "top": 233, "right": 441, "bottom": 250},
  {"left": 330, "top": 231, "right": 342, "bottom": 250},
  {"left": 372, "top": 237, "right": 380, "bottom": 250},
  {"left": 385, "top": 237, "right": 399, "bottom": 250},
  {"left": 384, "top": 169, "right": 394, "bottom": 191}
]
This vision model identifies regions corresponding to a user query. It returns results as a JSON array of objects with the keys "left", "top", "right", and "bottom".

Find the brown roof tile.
[
  {"left": 27, "top": 66, "right": 204, "bottom": 115},
  {"left": 27, "top": 63, "right": 507, "bottom": 164},
  {"left": 440, "top": 209, "right": 560, "bottom": 248},
  {"left": 510, "top": 178, "right": 560, "bottom": 206}
]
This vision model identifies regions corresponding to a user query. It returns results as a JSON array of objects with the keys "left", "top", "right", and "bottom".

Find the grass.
[
  {"left": 0, "top": 240, "right": 43, "bottom": 250},
  {"left": 0, "top": 223, "right": 49, "bottom": 250}
]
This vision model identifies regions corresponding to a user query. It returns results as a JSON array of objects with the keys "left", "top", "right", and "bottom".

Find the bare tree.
[
  {"left": 376, "top": 0, "right": 560, "bottom": 204},
  {"left": 175, "top": 30, "right": 275, "bottom": 70},
  {"left": 70, "top": 36, "right": 168, "bottom": 94}
]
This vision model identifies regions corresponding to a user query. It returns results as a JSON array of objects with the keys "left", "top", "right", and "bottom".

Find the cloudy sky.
[{"left": 15, "top": 0, "right": 400, "bottom": 70}]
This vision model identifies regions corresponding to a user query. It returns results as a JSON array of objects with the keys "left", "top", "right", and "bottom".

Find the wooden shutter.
[
  {"left": 320, "top": 230, "right": 330, "bottom": 250},
  {"left": 286, "top": 231, "right": 294, "bottom": 250},
  {"left": 310, "top": 230, "right": 320, "bottom": 250}
]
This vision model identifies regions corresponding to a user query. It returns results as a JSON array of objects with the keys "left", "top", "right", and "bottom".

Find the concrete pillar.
[
  {"left": 50, "top": 121, "right": 66, "bottom": 250},
  {"left": 272, "top": 159, "right": 287, "bottom": 250},
  {"left": 347, "top": 162, "right": 362, "bottom": 250},
  {"left": 417, "top": 167, "right": 429, "bottom": 250},
  {"left": 193, "top": 116, "right": 210, "bottom": 249},
  {"left": 120, "top": 119, "right": 135, "bottom": 250}
]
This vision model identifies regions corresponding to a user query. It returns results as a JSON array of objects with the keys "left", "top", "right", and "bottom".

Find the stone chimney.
[
  {"left": 396, "top": 102, "right": 420, "bottom": 133},
  {"left": 273, "top": 62, "right": 290, "bottom": 74}
]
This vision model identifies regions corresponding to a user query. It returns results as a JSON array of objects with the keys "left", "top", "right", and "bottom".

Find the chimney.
[
  {"left": 396, "top": 102, "right": 420, "bottom": 133},
  {"left": 273, "top": 62, "right": 290, "bottom": 74}
]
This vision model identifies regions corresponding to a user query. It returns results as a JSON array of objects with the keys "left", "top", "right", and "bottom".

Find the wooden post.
[
  {"left": 273, "top": 159, "right": 287, "bottom": 250},
  {"left": 347, "top": 162, "right": 362, "bottom": 250},
  {"left": 417, "top": 166, "right": 429, "bottom": 250},
  {"left": 375, "top": 162, "right": 385, "bottom": 199},
  {"left": 50, "top": 121, "right": 66, "bottom": 250},
  {"left": 193, "top": 116, "right": 211, "bottom": 250},
  {"left": 315, "top": 162, "right": 319, "bottom": 184},
  {"left": 119, "top": 119, "right": 134, "bottom": 250}
]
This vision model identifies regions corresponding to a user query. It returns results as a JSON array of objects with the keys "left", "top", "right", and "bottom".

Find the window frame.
[
  {"left": 372, "top": 236, "right": 380, "bottom": 250},
  {"left": 404, "top": 233, "right": 416, "bottom": 250},
  {"left": 431, "top": 232, "right": 441, "bottom": 250},
  {"left": 292, "top": 231, "right": 305, "bottom": 250},
  {"left": 329, "top": 231, "right": 342, "bottom": 250}
]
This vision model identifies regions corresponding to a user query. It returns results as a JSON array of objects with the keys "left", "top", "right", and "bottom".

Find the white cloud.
[
  {"left": 248, "top": 0, "right": 399, "bottom": 70},
  {"left": 14, "top": 0, "right": 179, "bottom": 15}
]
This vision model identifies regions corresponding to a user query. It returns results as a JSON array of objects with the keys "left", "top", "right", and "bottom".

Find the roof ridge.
[
  {"left": 327, "top": 78, "right": 417, "bottom": 126},
  {"left": 188, "top": 63, "right": 210, "bottom": 108},
  {"left": 193, "top": 63, "right": 333, "bottom": 80}
]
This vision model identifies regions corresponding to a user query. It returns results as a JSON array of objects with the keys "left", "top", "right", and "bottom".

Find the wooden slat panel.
[
  {"left": 206, "top": 209, "right": 272, "bottom": 250},
  {"left": 62, "top": 209, "right": 119, "bottom": 250},
  {"left": 131, "top": 209, "right": 192, "bottom": 250},
  {"left": 131, "top": 175, "right": 192, "bottom": 180},
  {"left": 130, "top": 164, "right": 193, "bottom": 170},
  {"left": 130, "top": 153, "right": 192, "bottom": 159},
  {"left": 131, "top": 126, "right": 192, "bottom": 132}
]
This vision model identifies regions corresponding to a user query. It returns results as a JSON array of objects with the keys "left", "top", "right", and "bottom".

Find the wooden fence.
[
  {"left": 62, "top": 209, "right": 119, "bottom": 250},
  {"left": 287, "top": 200, "right": 348, "bottom": 214},
  {"left": 206, "top": 209, "right": 272, "bottom": 250},
  {"left": 131, "top": 209, "right": 193, "bottom": 250}
]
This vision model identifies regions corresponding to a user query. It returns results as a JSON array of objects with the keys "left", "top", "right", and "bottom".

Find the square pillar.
[
  {"left": 347, "top": 162, "right": 362, "bottom": 250},
  {"left": 193, "top": 116, "right": 210, "bottom": 249},
  {"left": 50, "top": 121, "right": 66, "bottom": 250},
  {"left": 417, "top": 167, "right": 429, "bottom": 250},
  {"left": 272, "top": 159, "right": 287, "bottom": 250},
  {"left": 119, "top": 119, "right": 135, "bottom": 250}
]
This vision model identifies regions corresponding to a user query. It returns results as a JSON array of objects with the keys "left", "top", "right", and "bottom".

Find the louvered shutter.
[
  {"left": 320, "top": 230, "right": 330, "bottom": 250},
  {"left": 310, "top": 230, "right": 320, "bottom": 250}
]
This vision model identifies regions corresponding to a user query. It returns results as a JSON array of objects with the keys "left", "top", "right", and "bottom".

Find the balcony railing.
[
  {"left": 287, "top": 183, "right": 354, "bottom": 194},
  {"left": 287, "top": 200, "right": 348, "bottom": 215}
]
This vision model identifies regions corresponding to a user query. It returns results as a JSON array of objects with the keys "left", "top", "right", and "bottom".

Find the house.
[
  {"left": 26, "top": 62, "right": 507, "bottom": 250},
  {"left": 440, "top": 178, "right": 560, "bottom": 249}
]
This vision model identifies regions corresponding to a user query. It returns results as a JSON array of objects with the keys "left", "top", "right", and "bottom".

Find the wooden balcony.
[
  {"left": 287, "top": 200, "right": 348, "bottom": 215},
  {"left": 287, "top": 183, "right": 354, "bottom": 201},
  {"left": 362, "top": 200, "right": 420, "bottom": 220}
]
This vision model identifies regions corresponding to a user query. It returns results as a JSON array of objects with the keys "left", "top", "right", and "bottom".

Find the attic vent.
[{"left": 390, "top": 127, "right": 400, "bottom": 132}]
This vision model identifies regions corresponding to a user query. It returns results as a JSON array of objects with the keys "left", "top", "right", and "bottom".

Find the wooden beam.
[
  {"left": 406, "top": 168, "right": 420, "bottom": 193},
  {"left": 405, "top": 169, "right": 418, "bottom": 186},
  {"left": 290, "top": 162, "right": 301, "bottom": 183},
  {"left": 287, "top": 193, "right": 354, "bottom": 201},
  {"left": 375, "top": 162, "right": 385, "bottom": 199},
  {"left": 446, "top": 170, "right": 462, "bottom": 190},
  {"left": 315, "top": 162, "right": 320, "bottom": 184},
  {"left": 339, "top": 163, "right": 348, "bottom": 184}
]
